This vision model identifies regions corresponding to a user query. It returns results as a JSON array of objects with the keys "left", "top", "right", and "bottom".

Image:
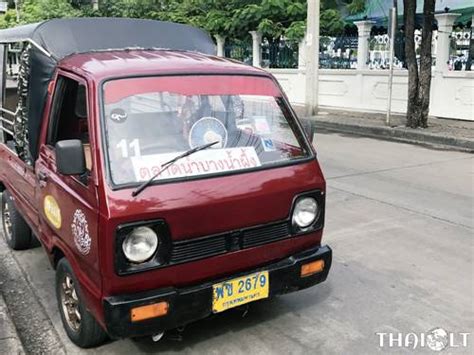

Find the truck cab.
[{"left": 0, "top": 18, "right": 331, "bottom": 348}]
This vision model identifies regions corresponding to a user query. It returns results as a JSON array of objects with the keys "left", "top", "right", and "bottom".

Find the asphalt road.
[{"left": 1, "top": 131, "right": 473, "bottom": 354}]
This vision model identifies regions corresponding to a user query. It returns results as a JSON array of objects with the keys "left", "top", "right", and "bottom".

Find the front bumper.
[{"left": 104, "top": 245, "right": 332, "bottom": 339}]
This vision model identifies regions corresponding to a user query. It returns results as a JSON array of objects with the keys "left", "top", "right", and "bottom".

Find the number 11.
[{"left": 116, "top": 139, "right": 141, "bottom": 158}]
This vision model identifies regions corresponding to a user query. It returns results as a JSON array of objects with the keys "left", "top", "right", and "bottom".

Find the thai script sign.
[{"left": 132, "top": 147, "right": 261, "bottom": 181}]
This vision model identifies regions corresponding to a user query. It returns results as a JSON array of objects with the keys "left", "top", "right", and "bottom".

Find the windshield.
[{"left": 102, "top": 75, "right": 311, "bottom": 186}]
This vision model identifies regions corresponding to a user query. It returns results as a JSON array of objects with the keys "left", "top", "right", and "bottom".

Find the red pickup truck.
[{"left": 0, "top": 18, "right": 331, "bottom": 348}]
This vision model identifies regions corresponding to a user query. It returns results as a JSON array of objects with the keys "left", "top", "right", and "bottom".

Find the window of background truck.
[
  {"left": 47, "top": 76, "right": 92, "bottom": 170},
  {"left": 102, "top": 75, "right": 311, "bottom": 186}
]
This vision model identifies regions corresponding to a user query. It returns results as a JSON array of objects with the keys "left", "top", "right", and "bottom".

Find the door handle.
[{"left": 38, "top": 171, "right": 49, "bottom": 187}]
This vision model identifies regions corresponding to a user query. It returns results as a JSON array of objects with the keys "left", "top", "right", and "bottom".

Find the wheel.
[
  {"left": 1, "top": 190, "right": 32, "bottom": 250},
  {"left": 56, "top": 258, "right": 108, "bottom": 348},
  {"left": 30, "top": 234, "right": 42, "bottom": 248}
]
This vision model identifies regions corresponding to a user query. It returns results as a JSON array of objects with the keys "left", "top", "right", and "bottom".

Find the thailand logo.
[
  {"left": 376, "top": 327, "right": 470, "bottom": 351},
  {"left": 71, "top": 209, "right": 91, "bottom": 255},
  {"left": 426, "top": 328, "right": 449, "bottom": 351}
]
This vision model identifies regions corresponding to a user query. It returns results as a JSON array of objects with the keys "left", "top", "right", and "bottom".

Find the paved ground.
[
  {"left": 1, "top": 131, "right": 473, "bottom": 354},
  {"left": 0, "top": 295, "right": 24, "bottom": 354},
  {"left": 294, "top": 106, "right": 474, "bottom": 152},
  {"left": 311, "top": 109, "right": 474, "bottom": 140}
]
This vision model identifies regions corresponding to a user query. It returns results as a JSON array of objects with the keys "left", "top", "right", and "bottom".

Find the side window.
[{"left": 48, "top": 76, "right": 91, "bottom": 170}]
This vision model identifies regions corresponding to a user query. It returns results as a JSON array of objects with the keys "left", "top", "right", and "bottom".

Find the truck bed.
[{"left": 0, "top": 141, "right": 39, "bottom": 235}]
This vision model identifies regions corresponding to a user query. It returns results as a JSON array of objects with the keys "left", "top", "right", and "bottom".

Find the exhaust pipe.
[{"left": 151, "top": 332, "right": 164, "bottom": 342}]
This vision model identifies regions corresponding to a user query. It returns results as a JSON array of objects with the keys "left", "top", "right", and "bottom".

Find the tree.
[
  {"left": 19, "top": 0, "right": 81, "bottom": 24},
  {"left": 159, "top": 0, "right": 308, "bottom": 41},
  {"left": 155, "top": 0, "right": 345, "bottom": 42},
  {"left": 94, "top": 0, "right": 167, "bottom": 19},
  {"left": 0, "top": 0, "right": 348, "bottom": 42},
  {"left": 346, "top": 0, "right": 365, "bottom": 15},
  {"left": 403, "top": 0, "right": 436, "bottom": 128},
  {"left": 0, "top": 9, "right": 18, "bottom": 29}
]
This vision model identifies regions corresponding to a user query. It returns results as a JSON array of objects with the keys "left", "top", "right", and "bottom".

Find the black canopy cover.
[{"left": 0, "top": 18, "right": 216, "bottom": 160}]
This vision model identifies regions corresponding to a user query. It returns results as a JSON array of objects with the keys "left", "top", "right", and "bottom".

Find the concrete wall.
[{"left": 269, "top": 69, "right": 474, "bottom": 121}]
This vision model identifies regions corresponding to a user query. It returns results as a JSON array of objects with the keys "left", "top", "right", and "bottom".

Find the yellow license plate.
[{"left": 212, "top": 271, "right": 269, "bottom": 313}]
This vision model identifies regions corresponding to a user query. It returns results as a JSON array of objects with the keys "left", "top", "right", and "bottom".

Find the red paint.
[
  {"left": 104, "top": 75, "right": 281, "bottom": 104},
  {"left": 0, "top": 50, "right": 326, "bottom": 330}
]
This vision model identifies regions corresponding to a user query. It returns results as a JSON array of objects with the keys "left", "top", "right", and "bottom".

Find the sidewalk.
[
  {"left": 299, "top": 107, "right": 474, "bottom": 152},
  {"left": 0, "top": 294, "right": 24, "bottom": 354}
]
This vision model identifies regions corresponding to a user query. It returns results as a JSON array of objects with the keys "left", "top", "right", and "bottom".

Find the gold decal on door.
[{"left": 44, "top": 195, "right": 62, "bottom": 229}]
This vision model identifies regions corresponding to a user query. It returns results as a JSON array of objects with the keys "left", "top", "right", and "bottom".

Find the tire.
[
  {"left": 1, "top": 190, "right": 32, "bottom": 250},
  {"left": 56, "top": 258, "right": 108, "bottom": 348},
  {"left": 30, "top": 233, "right": 42, "bottom": 248}
]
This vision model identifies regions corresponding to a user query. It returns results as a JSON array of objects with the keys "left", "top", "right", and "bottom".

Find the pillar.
[
  {"left": 304, "top": 0, "right": 320, "bottom": 116},
  {"left": 434, "top": 13, "right": 460, "bottom": 72},
  {"left": 214, "top": 35, "right": 226, "bottom": 57},
  {"left": 249, "top": 31, "right": 262, "bottom": 67},
  {"left": 354, "top": 20, "right": 375, "bottom": 70}
]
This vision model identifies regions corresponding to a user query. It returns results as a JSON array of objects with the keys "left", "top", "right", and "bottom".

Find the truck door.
[{"left": 35, "top": 74, "right": 101, "bottom": 288}]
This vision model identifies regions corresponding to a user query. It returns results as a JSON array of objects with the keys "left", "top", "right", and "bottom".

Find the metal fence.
[
  {"left": 261, "top": 41, "right": 299, "bottom": 69},
  {"left": 367, "top": 33, "right": 406, "bottom": 69},
  {"left": 449, "top": 29, "right": 473, "bottom": 71},
  {"left": 319, "top": 36, "right": 358, "bottom": 69},
  {"left": 223, "top": 29, "right": 473, "bottom": 71},
  {"left": 225, "top": 43, "right": 253, "bottom": 65}
]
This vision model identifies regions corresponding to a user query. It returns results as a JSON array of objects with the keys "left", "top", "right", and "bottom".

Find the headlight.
[
  {"left": 122, "top": 226, "right": 159, "bottom": 263},
  {"left": 292, "top": 197, "right": 318, "bottom": 228}
]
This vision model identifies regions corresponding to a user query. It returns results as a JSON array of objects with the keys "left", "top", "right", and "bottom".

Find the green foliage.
[
  {"left": 285, "top": 20, "right": 306, "bottom": 42},
  {"left": 0, "top": 0, "right": 348, "bottom": 40},
  {"left": 346, "top": 0, "right": 366, "bottom": 15},
  {"left": 96, "top": 0, "right": 166, "bottom": 19},
  {"left": 19, "top": 0, "right": 81, "bottom": 24},
  {"left": 320, "top": 9, "right": 345, "bottom": 35},
  {"left": 0, "top": 9, "right": 18, "bottom": 29}
]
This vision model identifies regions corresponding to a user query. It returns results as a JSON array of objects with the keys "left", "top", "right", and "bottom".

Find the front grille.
[
  {"left": 170, "top": 221, "right": 292, "bottom": 265},
  {"left": 170, "top": 236, "right": 227, "bottom": 264},
  {"left": 242, "top": 222, "right": 290, "bottom": 248}
]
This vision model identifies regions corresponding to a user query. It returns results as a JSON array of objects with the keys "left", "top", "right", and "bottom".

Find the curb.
[
  {"left": 0, "top": 294, "right": 25, "bottom": 354},
  {"left": 313, "top": 120, "right": 474, "bottom": 153}
]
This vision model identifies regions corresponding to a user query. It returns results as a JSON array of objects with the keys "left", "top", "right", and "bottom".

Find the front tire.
[
  {"left": 1, "top": 190, "right": 32, "bottom": 250},
  {"left": 56, "top": 258, "right": 108, "bottom": 348}
]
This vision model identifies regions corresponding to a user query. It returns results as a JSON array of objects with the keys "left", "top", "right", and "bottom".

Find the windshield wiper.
[{"left": 132, "top": 141, "right": 219, "bottom": 197}]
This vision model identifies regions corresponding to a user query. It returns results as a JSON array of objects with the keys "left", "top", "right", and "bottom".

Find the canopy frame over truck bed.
[{"left": 0, "top": 17, "right": 216, "bottom": 163}]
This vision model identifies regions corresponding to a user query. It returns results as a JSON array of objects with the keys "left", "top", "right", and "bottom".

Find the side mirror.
[
  {"left": 300, "top": 118, "right": 315, "bottom": 144},
  {"left": 55, "top": 140, "right": 86, "bottom": 176}
]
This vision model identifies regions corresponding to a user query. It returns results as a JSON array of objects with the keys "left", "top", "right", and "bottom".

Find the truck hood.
[{"left": 103, "top": 160, "right": 325, "bottom": 241}]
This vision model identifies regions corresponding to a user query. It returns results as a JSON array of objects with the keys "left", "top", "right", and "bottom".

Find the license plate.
[{"left": 212, "top": 271, "right": 269, "bottom": 313}]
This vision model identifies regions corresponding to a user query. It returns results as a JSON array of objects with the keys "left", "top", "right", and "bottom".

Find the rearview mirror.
[
  {"left": 300, "top": 118, "right": 315, "bottom": 144},
  {"left": 55, "top": 140, "right": 86, "bottom": 176}
]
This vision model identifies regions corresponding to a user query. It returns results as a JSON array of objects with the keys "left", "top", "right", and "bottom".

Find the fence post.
[
  {"left": 298, "top": 38, "right": 306, "bottom": 69},
  {"left": 354, "top": 20, "right": 375, "bottom": 70},
  {"left": 469, "top": 13, "right": 474, "bottom": 70},
  {"left": 434, "top": 13, "right": 460, "bottom": 72},
  {"left": 215, "top": 35, "right": 226, "bottom": 57},
  {"left": 249, "top": 31, "right": 262, "bottom": 67}
]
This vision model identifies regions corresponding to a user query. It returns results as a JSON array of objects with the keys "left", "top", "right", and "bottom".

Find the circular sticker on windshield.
[
  {"left": 188, "top": 117, "right": 228, "bottom": 149},
  {"left": 110, "top": 108, "right": 128, "bottom": 123}
]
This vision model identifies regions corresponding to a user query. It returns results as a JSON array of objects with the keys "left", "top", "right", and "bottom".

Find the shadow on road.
[{"left": 130, "top": 285, "right": 333, "bottom": 352}]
